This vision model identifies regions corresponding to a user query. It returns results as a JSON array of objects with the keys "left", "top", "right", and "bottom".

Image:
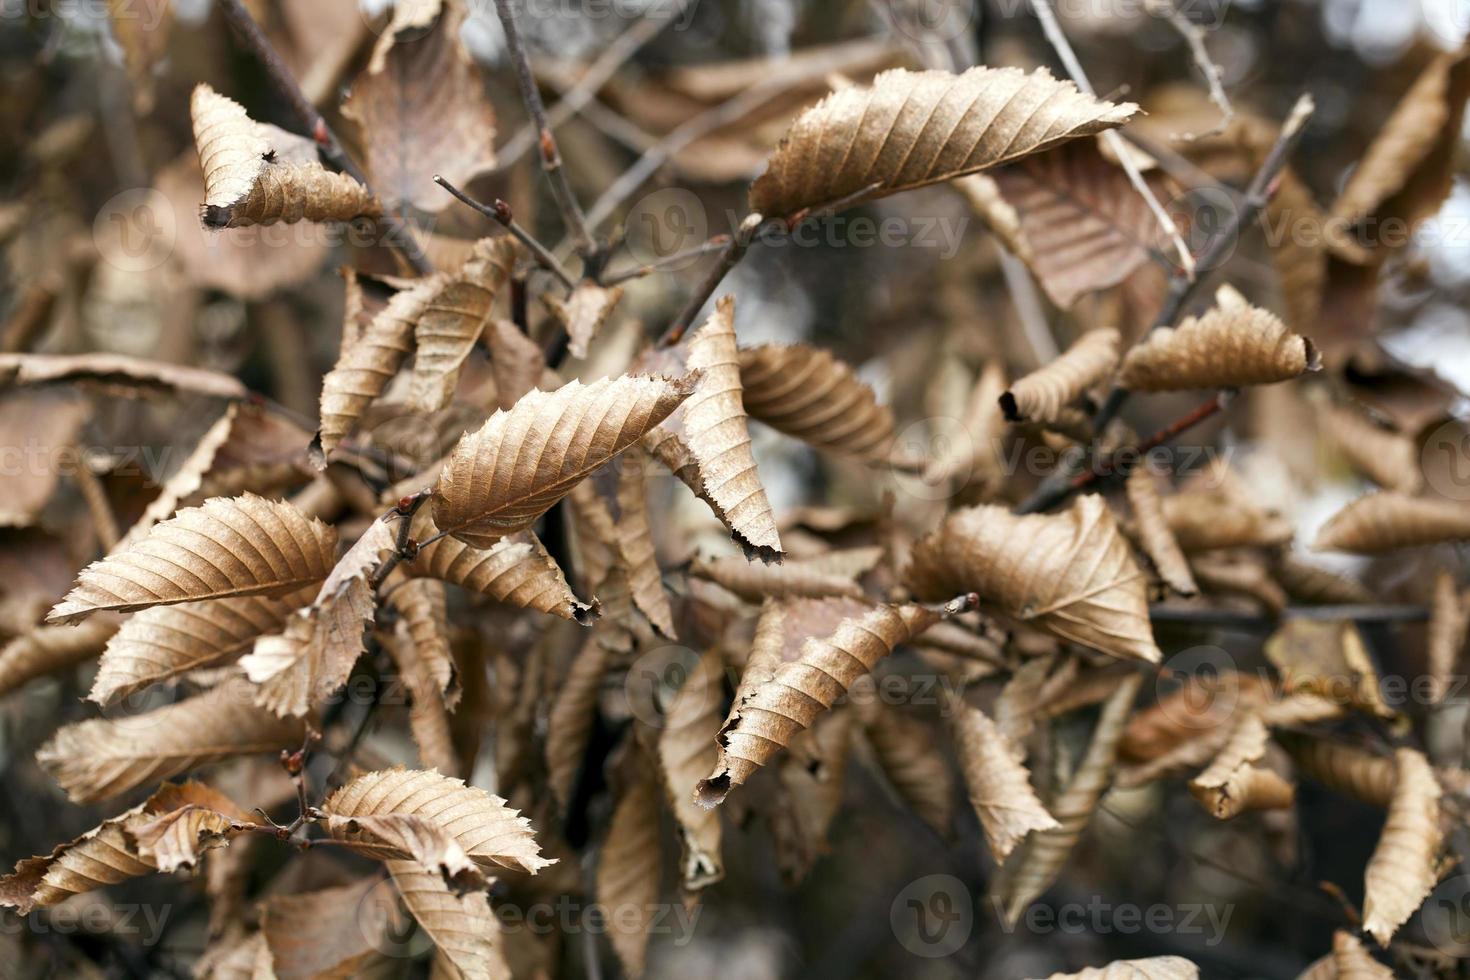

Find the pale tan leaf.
[
  {"left": 697, "top": 596, "right": 970, "bottom": 807},
  {"left": 690, "top": 545, "right": 882, "bottom": 602},
  {"left": 657, "top": 648, "right": 725, "bottom": 891},
  {"left": 383, "top": 591, "right": 460, "bottom": 776},
  {"left": 322, "top": 813, "right": 487, "bottom": 894},
  {"left": 0, "top": 352, "right": 250, "bottom": 401},
  {"left": 952, "top": 700, "right": 1059, "bottom": 862},
  {"left": 412, "top": 523, "right": 595, "bottom": 624},
  {"left": 596, "top": 751, "right": 662, "bottom": 978},
  {"left": 954, "top": 174, "right": 1031, "bottom": 260},
  {"left": 1361, "top": 748, "right": 1443, "bottom": 944},
  {"left": 125, "top": 782, "right": 253, "bottom": 873},
  {"left": 0, "top": 391, "right": 88, "bottom": 528},
  {"left": 906, "top": 496, "right": 1161, "bottom": 663},
  {"left": 1331, "top": 930, "right": 1394, "bottom": 980},
  {"left": 408, "top": 238, "right": 518, "bottom": 414},
  {"left": 239, "top": 518, "right": 398, "bottom": 717},
  {"left": 260, "top": 876, "right": 404, "bottom": 980},
  {"left": 543, "top": 282, "right": 623, "bottom": 361},
  {"left": 546, "top": 637, "right": 610, "bottom": 808},
  {"left": 1319, "top": 402, "right": 1422, "bottom": 494},
  {"left": 991, "top": 673, "right": 1142, "bottom": 926},
  {"left": 484, "top": 318, "right": 548, "bottom": 411},
  {"left": 1126, "top": 468, "right": 1198, "bottom": 596},
  {"left": 1284, "top": 735, "right": 1396, "bottom": 808},
  {"left": 1313, "top": 491, "right": 1470, "bottom": 554},
  {"left": 105, "top": 0, "right": 170, "bottom": 113},
  {"left": 343, "top": 0, "right": 496, "bottom": 211},
  {"left": 118, "top": 405, "right": 241, "bottom": 550},
  {"left": 641, "top": 297, "right": 782, "bottom": 560},
  {"left": 1263, "top": 619, "right": 1392, "bottom": 718},
  {"left": 737, "top": 343, "right": 897, "bottom": 462},
  {"left": 386, "top": 576, "right": 458, "bottom": 705},
  {"left": 191, "top": 84, "right": 380, "bottom": 228},
  {"left": 1000, "top": 329, "right": 1119, "bottom": 423},
  {"left": 432, "top": 375, "right": 693, "bottom": 548},
  {"left": 922, "top": 360, "right": 1008, "bottom": 492},
  {"left": 88, "top": 589, "right": 311, "bottom": 706},
  {"left": 1428, "top": 570, "right": 1468, "bottom": 704},
  {"left": 864, "top": 703, "right": 955, "bottom": 839},
  {"left": 321, "top": 766, "right": 552, "bottom": 875},
  {"left": 1270, "top": 553, "right": 1375, "bottom": 606},
  {"left": 1117, "top": 287, "right": 1319, "bottom": 391},
  {"left": 47, "top": 494, "right": 338, "bottom": 625},
  {"left": 0, "top": 615, "right": 119, "bottom": 698},
  {"left": 388, "top": 859, "right": 510, "bottom": 980},
  {"left": 1039, "top": 957, "right": 1200, "bottom": 980},
  {"left": 1187, "top": 714, "right": 1295, "bottom": 819},
  {"left": 1162, "top": 487, "right": 1294, "bottom": 552},
  {"left": 749, "top": 65, "right": 1136, "bottom": 219},
  {"left": 771, "top": 708, "right": 855, "bottom": 885}
]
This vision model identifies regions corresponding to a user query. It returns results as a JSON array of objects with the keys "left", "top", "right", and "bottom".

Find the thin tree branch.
[
  {"left": 1146, "top": 0, "right": 1235, "bottom": 140},
  {"left": 434, "top": 175, "right": 576, "bottom": 290},
  {"left": 214, "top": 0, "right": 433, "bottom": 276},
  {"left": 601, "top": 234, "right": 732, "bottom": 285},
  {"left": 656, "top": 215, "right": 762, "bottom": 347},
  {"left": 1030, "top": 0, "right": 1196, "bottom": 278},
  {"left": 492, "top": 0, "right": 597, "bottom": 261}
]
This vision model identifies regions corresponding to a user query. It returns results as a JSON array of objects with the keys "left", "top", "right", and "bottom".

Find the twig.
[
  {"left": 370, "top": 489, "right": 432, "bottom": 589},
  {"left": 601, "top": 234, "right": 732, "bottom": 284},
  {"left": 1146, "top": 0, "right": 1235, "bottom": 140},
  {"left": 1029, "top": 0, "right": 1196, "bottom": 278},
  {"left": 997, "top": 244, "right": 1058, "bottom": 368},
  {"left": 492, "top": 0, "right": 597, "bottom": 261},
  {"left": 214, "top": 0, "right": 432, "bottom": 276},
  {"left": 657, "top": 214, "right": 762, "bottom": 347},
  {"left": 434, "top": 175, "right": 576, "bottom": 290},
  {"left": 72, "top": 457, "right": 120, "bottom": 551}
]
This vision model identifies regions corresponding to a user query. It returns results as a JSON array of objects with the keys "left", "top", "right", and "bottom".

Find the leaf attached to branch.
[{"left": 1000, "top": 329, "right": 1119, "bottom": 423}]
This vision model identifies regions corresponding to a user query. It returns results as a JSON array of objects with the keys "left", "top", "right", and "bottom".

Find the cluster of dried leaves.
[{"left": 3, "top": 0, "right": 1470, "bottom": 977}]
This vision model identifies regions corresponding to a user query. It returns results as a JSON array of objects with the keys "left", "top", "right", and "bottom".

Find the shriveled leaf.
[
  {"left": 0, "top": 352, "right": 248, "bottom": 400},
  {"left": 47, "top": 494, "right": 338, "bottom": 625},
  {"left": 1187, "top": 714, "right": 1295, "bottom": 819},
  {"left": 1313, "top": 491, "right": 1470, "bottom": 554},
  {"left": 737, "top": 343, "right": 897, "bottom": 463},
  {"left": 1000, "top": 329, "right": 1119, "bottom": 423},
  {"left": 690, "top": 545, "right": 881, "bottom": 602},
  {"left": 0, "top": 615, "right": 119, "bottom": 698},
  {"left": 543, "top": 282, "right": 624, "bottom": 361},
  {"left": 922, "top": 360, "right": 1008, "bottom": 492},
  {"left": 1117, "top": 287, "right": 1319, "bottom": 391},
  {"left": 1162, "top": 486, "right": 1294, "bottom": 552},
  {"left": 408, "top": 237, "right": 518, "bottom": 414},
  {"left": 771, "top": 708, "right": 855, "bottom": 885},
  {"left": 322, "top": 813, "right": 486, "bottom": 894},
  {"left": 1040, "top": 958, "right": 1199, "bottom": 980},
  {"left": 906, "top": 496, "right": 1161, "bottom": 663},
  {"left": 126, "top": 782, "right": 253, "bottom": 873},
  {"left": 657, "top": 649, "right": 726, "bottom": 890},
  {"left": 383, "top": 586, "right": 460, "bottom": 775},
  {"left": 1270, "top": 553, "right": 1375, "bottom": 606},
  {"left": 952, "top": 701, "right": 1059, "bottom": 862},
  {"left": 260, "top": 877, "right": 404, "bottom": 980},
  {"left": 432, "top": 375, "right": 693, "bottom": 548},
  {"left": 1125, "top": 468, "right": 1198, "bottom": 596},
  {"left": 596, "top": 751, "right": 662, "bottom": 978},
  {"left": 749, "top": 65, "right": 1136, "bottom": 219},
  {"left": 118, "top": 405, "right": 240, "bottom": 550},
  {"left": 1284, "top": 735, "right": 1397, "bottom": 807},
  {"left": 1362, "top": 748, "right": 1442, "bottom": 944},
  {"left": 1319, "top": 401, "right": 1422, "bottom": 494},
  {"left": 413, "top": 521, "right": 595, "bottom": 624},
  {"left": 1263, "top": 619, "right": 1392, "bottom": 718},
  {"left": 546, "top": 637, "right": 611, "bottom": 808},
  {"left": 191, "top": 84, "right": 380, "bottom": 228},
  {"left": 1331, "top": 930, "right": 1394, "bottom": 980},
  {"left": 864, "top": 703, "right": 955, "bottom": 839},
  {"left": 388, "top": 859, "right": 509, "bottom": 980},
  {"left": 37, "top": 678, "right": 306, "bottom": 804},
  {"left": 1427, "top": 569, "right": 1469, "bottom": 704}
]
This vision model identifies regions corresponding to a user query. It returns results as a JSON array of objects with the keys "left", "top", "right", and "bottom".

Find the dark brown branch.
[
  {"left": 214, "top": 0, "right": 433, "bottom": 276},
  {"left": 434, "top": 175, "right": 576, "bottom": 290},
  {"left": 656, "top": 214, "right": 762, "bottom": 347},
  {"left": 602, "top": 234, "right": 732, "bottom": 285}
]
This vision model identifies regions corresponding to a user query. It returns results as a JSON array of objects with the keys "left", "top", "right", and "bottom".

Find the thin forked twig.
[
  {"left": 1146, "top": 0, "right": 1235, "bottom": 140},
  {"left": 434, "top": 175, "right": 577, "bottom": 290},
  {"left": 1030, "top": 0, "right": 1196, "bottom": 279},
  {"left": 601, "top": 234, "right": 732, "bottom": 285}
]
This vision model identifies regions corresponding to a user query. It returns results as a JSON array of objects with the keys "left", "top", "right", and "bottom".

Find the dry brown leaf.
[
  {"left": 343, "top": 0, "right": 495, "bottom": 211},
  {"left": 388, "top": 858, "right": 510, "bottom": 980},
  {"left": 690, "top": 546, "right": 882, "bottom": 602},
  {"left": 484, "top": 318, "right": 548, "bottom": 411},
  {"left": 991, "top": 138, "right": 1178, "bottom": 308},
  {"left": 385, "top": 576, "right": 458, "bottom": 706},
  {"left": 408, "top": 238, "right": 518, "bottom": 414},
  {"left": 432, "top": 374, "right": 693, "bottom": 548},
  {"left": 47, "top": 494, "right": 338, "bottom": 625},
  {"left": 37, "top": 678, "right": 306, "bottom": 803},
  {"left": 1331, "top": 930, "right": 1394, "bottom": 980},
  {"left": 952, "top": 700, "right": 1059, "bottom": 862},
  {"left": 1270, "top": 553, "right": 1375, "bottom": 606},
  {"left": 546, "top": 637, "right": 610, "bottom": 808},
  {"left": 991, "top": 673, "right": 1141, "bottom": 925},
  {"left": 737, "top": 343, "right": 897, "bottom": 462},
  {"left": 239, "top": 517, "right": 397, "bottom": 717},
  {"left": 88, "top": 589, "right": 310, "bottom": 706},
  {"left": 259, "top": 877, "right": 404, "bottom": 980},
  {"left": 1329, "top": 46, "right": 1470, "bottom": 259},
  {"left": 191, "top": 84, "right": 380, "bottom": 228},
  {"left": 1000, "top": 329, "right": 1119, "bottom": 423},
  {"left": 1187, "top": 714, "right": 1295, "bottom": 819},
  {"left": 1362, "top": 748, "right": 1442, "bottom": 944},
  {"left": 1191, "top": 552, "right": 1289, "bottom": 616},
  {"left": 922, "top": 360, "right": 1009, "bottom": 492},
  {"left": 0, "top": 391, "right": 88, "bottom": 528},
  {"left": 1313, "top": 491, "right": 1470, "bottom": 554},
  {"left": 118, "top": 405, "right": 241, "bottom": 550},
  {"left": 543, "top": 282, "right": 624, "bottom": 361},
  {"left": 321, "top": 813, "right": 486, "bottom": 894},
  {"left": 596, "top": 750, "right": 662, "bottom": 978},
  {"left": 1283, "top": 735, "right": 1396, "bottom": 807},
  {"left": 657, "top": 648, "right": 725, "bottom": 891},
  {"left": 1264, "top": 619, "right": 1392, "bottom": 718},
  {"left": 0, "top": 352, "right": 249, "bottom": 401},
  {"left": 383, "top": 585, "right": 460, "bottom": 776},
  {"left": 771, "top": 707, "right": 855, "bottom": 885},
  {"left": 906, "top": 496, "right": 1161, "bottom": 664},
  {"left": 749, "top": 65, "right": 1135, "bottom": 219},
  {"left": 1117, "top": 287, "right": 1319, "bottom": 391},
  {"left": 0, "top": 781, "right": 246, "bottom": 914},
  {"left": 1319, "top": 402, "right": 1422, "bottom": 494},
  {"left": 0, "top": 615, "right": 119, "bottom": 698},
  {"left": 1428, "top": 570, "right": 1469, "bottom": 704},
  {"left": 1040, "top": 958, "right": 1200, "bottom": 980},
  {"left": 697, "top": 596, "right": 969, "bottom": 807},
  {"left": 1162, "top": 487, "right": 1294, "bottom": 552},
  {"left": 863, "top": 703, "right": 955, "bottom": 839},
  {"left": 412, "top": 523, "right": 596, "bottom": 624},
  {"left": 1126, "top": 468, "right": 1198, "bottom": 596},
  {"left": 640, "top": 297, "right": 782, "bottom": 560},
  {"left": 321, "top": 767, "right": 552, "bottom": 875}
]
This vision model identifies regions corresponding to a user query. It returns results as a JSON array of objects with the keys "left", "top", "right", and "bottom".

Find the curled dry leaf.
[
  {"left": 1264, "top": 618, "right": 1392, "bottom": 718},
  {"left": 47, "top": 494, "right": 338, "bottom": 625},
  {"left": 1162, "top": 487, "right": 1294, "bottom": 552},
  {"left": 772, "top": 708, "right": 855, "bottom": 885},
  {"left": 1039, "top": 957, "right": 1200, "bottom": 980},
  {"left": 432, "top": 374, "right": 693, "bottom": 548},
  {"left": 239, "top": 517, "right": 398, "bottom": 717},
  {"left": 1191, "top": 552, "right": 1289, "bottom": 616},
  {"left": 1313, "top": 491, "right": 1470, "bottom": 554},
  {"left": 749, "top": 65, "right": 1136, "bottom": 219},
  {"left": 1330, "top": 930, "right": 1394, "bottom": 980},
  {"left": 0, "top": 781, "right": 247, "bottom": 914},
  {"left": 951, "top": 700, "right": 1059, "bottom": 862},
  {"left": 321, "top": 813, "right": 486, "bottom": 894},
  {"left": 1427, "top": 569, "right": 1469, "bottom": 704},
  {"left": 1319, "top": 401, "right": 1422, "bottom": 494},
  {"left": 1283, "top": 735, "right": 1396, "bottom": 808},
  {"left": 543, "top": 282, "right": 624, "bottom": 361},
  {"left": 697, "top": 596, "right": 970, "bottom": 807},
  {"left": 690, "top": 545, "right": 882, "bottom": 602},
  {"left": 37, "top": 678, "right": 306, "bottom": 804},
  {"left": 922, "top": 360, "right": 1009, "bottom": 492},
  {"left": 641, "top": 296, "right": 782, "bottom": 560},
  {"left": 408, "top": 237, "right": 519, "bottom": 414},
  {"left": 388, "top": 859, "right": 510, "bottom": 980},
  {"left": 1270, "top": 552, "right": 1375, "bottom": 606},
  {"left": 596, "top": 751, "right": 662, "bottom": 979},
  {"left": 546, "top": 637, "right": 610, "bottom": 808},
  {"left": 117, "top": 404, "right": 240, "bottom": 550},
  {"left": 863, "top": 703, "right": 955, "bottom": 839},
  {"left": 1361, "top": 748, "right": 1442, "bottom": 944},
  {"left": 737, "top": 343, "right": 897, "bottom": 463},
  {"left": 1000, "top": 329, "right": 1119, "bottom": 423},
  {"left": 321, "top": 766, "right": 552, "bottom": 875},
  {"left": 1125, "top": 467, "right": 1198, "bottom": 596},
  {"left": 258, "top": 877, "right": 404, "bottom": 980},
  {"left": 1187, "top": 714, "right": 1295, "bottom": 819},
  {"left": 0, "top": 615, "right": 119, "bottom": 698},
  {"left": 657, "top": 648, "right": 726, "bottom": 890},
  {"left": 1117, "top": 287, "right": 1320, "bottom": 390},
  {"left": 383, "top": 586, "right": 460, "bottom": 776},
  {"left": 906, "top": 496, "right": 1162, "bottom": 664},
  {"left": 0, "top": 351, "right": 248, "bottom": 401},
  {"left": 191, "top": 84, "right": 380, "bottom": 228},
  {"left": 413, "top": 522, "right": 596, "bottom": 624},
  {"left": 385, "top": 576, "right": 458, "bottom": 705}
]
